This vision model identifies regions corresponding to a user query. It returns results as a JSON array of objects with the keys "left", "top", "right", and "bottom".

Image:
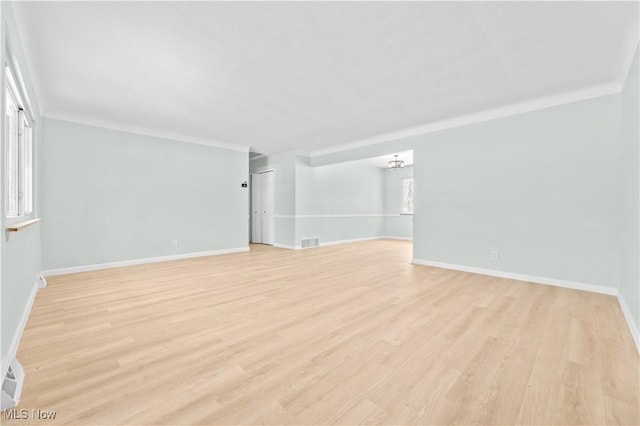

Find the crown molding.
[
  {"left": 40, "top": 69, "right": 631, "bottom": 160},
  {"left": 309, "top": 83, "right": 621, "bottom": 158},
  {"left": 42, "top": 111, "right": 250, "bottom": 153}
]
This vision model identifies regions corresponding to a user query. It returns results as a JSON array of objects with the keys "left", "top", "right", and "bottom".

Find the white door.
[
  {"left": 251, "top": 173, "right": 262, "bottom": 243},
  {"left": 262, "top": 171, "right": 274, "bottom": 245}
]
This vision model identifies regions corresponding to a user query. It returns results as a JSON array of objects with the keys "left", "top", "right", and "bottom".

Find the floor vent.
[
  {"left": 301, "top": 237, "right": 320, "bottom": 249},
  {"left": 1, "top": 359, "right": 24, "bottom": 410}
]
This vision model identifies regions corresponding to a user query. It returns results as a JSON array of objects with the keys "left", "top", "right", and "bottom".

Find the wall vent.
[
  {"left": 1, "top": 359, "right": 24, "bottom": 410},
  {"left": 301, "top": 237, "right": 320, "bottom": 249}
]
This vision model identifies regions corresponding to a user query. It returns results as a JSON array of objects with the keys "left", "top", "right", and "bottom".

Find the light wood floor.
[{"left": 6, "top": 240, "right": 639, "bottom": 425}]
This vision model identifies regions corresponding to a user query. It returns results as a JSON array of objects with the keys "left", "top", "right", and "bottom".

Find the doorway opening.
[{"left": 352, "top": 150, "right": 414, "bottom": 242}]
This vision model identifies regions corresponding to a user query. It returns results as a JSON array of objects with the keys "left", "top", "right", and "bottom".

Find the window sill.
[{"left": 6, "top": 218, "right": 41, "bottom": 232}]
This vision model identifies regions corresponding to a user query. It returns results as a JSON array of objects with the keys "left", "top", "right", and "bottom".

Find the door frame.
[{"left": 250, "top": 169, "right": 275, "bottom": 245}]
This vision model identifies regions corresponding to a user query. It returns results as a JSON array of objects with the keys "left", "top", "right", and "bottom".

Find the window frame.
[
  {"left": 4, "top": 61, "right": 35, "bottom": 223},
  {"left": 401, "top": 177, "right": 414, "bottom": 215}
]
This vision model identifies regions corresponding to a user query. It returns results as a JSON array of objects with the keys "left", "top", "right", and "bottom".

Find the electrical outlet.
[
  {"left": 171, "top": 239, "right": 179, "bottom": 248},
  {"left": 490, "top": 250, "right": 499, "bottom": 261}
]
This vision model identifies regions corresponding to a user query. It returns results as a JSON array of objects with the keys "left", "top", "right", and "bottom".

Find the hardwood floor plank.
[{"left": 4, "top": 240, "right": 638, "bottom": 425}]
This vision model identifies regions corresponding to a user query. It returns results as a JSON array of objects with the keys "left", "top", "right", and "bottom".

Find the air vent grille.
[{"left": 301, "top": 237, "right": 319, "bottom": 249}]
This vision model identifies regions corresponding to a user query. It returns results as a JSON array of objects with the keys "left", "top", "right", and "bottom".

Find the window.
[
  {"left": 5, "top": 64, "right": 33, "bottom": 219},
  {"left": 402, "top": 177, "right": 413, "bottom": 215}
]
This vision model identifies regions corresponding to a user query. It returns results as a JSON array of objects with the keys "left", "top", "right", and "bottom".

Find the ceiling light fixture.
[{"left": 388, "top": 154, "right": 404, "bottom": 169}]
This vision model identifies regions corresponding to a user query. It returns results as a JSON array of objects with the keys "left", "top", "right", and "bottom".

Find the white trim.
[
  {"left": 42, "top": 112, "right": 249, "bottom": 153},
  {"left": 319, "top": 236, "right": 380, "bottom": 247},
  {"left": 42, "top": 247, "right": 250, "bottom": 276},
  {"left": 379, "top": 236, "right": 413, "bottom": 241},
  {"left": 273, "top": 243, "right": 300, "bottom": 250},
  {"left": 309, "top": 83, "right": 620, "bottom": 157},
  {"left": 410, "top": 260, "right": 639, "bottom": 350},
  {"left": 37, "top": 274, "right": 47, "bottom": 288},
  {"left": 274, "top": 236, "right": 401, "bottom": 250},
  {"left": 300, "top": 214, "right": 396, "bottom": 218},
  {"left": 5, "top": 50, "right": 35, "bottom": 123},
  {"left": 274, "top": 214, "right": 399, "bottom": 219},
  {"left": 411, "top": 258, "right": 618, "bottom": 296},
  {"left": 1, "top": 280, "right": 38, "bottom": 380},
  {"left": 617, "top": 292, "right": 640, "bottom": 353}
]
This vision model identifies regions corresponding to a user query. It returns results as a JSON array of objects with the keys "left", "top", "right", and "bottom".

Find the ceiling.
[
  {"left": 359, "top": 150, "right": 413, "bottom": 169},
  {"left": 12, "top": 2, "right": 639, "bottom": 155}
]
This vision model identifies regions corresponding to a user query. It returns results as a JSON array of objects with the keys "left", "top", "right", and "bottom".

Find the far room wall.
[
  {"left": 618, "top": 45, "right": 639, "bottom": 336},
  {"left": 295, "top": 156, "right": 385, "bottom": 246},
  {"left": 251, "top": 153, "right": 413, "bottom": 248}
]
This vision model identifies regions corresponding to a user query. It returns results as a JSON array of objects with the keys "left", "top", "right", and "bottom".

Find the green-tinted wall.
[
  {"left": 251, "top": 154, "right": 392, "bottom": 247},
  {"left": 1, "top": 3, "right": 42, "bottom": 363},
  {"left": 413, "top": 95, "right": 621, "bottom": 287},
  {"left": 41, "top": 118, "right": 249, "bottom": 271},
  {"left": 312, "top": 93, "right": 623, "bottom": 291},
  {"left": 295, "top": 156, "right": 385, "bottom": 244},
  {"left": 619, "top": 44, "right": 639, "bottom": 336}
]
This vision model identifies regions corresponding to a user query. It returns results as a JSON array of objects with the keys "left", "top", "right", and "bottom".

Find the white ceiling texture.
[{"left": 12, "top": 2, "right": 639, "bottom": 155}]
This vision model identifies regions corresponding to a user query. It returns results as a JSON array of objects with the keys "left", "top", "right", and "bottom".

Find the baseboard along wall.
[
  {"left": 42, "top": 247, "right": 250, "bottom": 276},
  {"left": 617, "top": 292, "right": 640, "bottom": 352},
  {"left": 1, "top": 280, "right": 38, "bottom": 380},
  {"left": 412, "top": 257, "right": 638, "bottom": 353},
  {"left": 274, "top": 236, "right": 413, "bottom": 251}
]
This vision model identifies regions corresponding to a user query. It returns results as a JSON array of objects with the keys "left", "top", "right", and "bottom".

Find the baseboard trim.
[
  {"left": 273, "top": 214, "right": 399, "bottom": 219},
  {"left": 412, "top": 258, "right": 640, "bottom": 351},
  {"left": 273, "top": 243, "right": 300, "bottom": 250},
  {"left": 1, "top": 280, "right": 38, "bottom": 380},
  {"left": 37, "top": 275, "right": 47, "bottom": 288},
  {"left": 42, "top": 247, "right": 250, "bottom": 276},
  {"left": 274, "top": 236, "right": 413, "bottom": 250},
  {"left": 411, "top": 258, "right": 617, "bottom": 296},
  {"left": 617, "top": 292, "right": 640, "bottom": 352},
  {"left": 319, "top": 236, "right": 380, "bottom": 247}
]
